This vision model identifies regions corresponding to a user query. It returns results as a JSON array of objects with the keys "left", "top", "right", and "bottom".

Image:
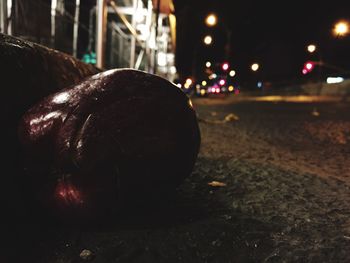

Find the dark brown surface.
[
  {"left": 0, "top": 34, "right": 99, "bottom": 258},
  {"left": 0, "top": 33, "right": 99, "bottom": 124},
  {"left": 6, "top": 96, "right": 350, "bottom": 263},
  {"left": 18, "top": 69, "right": 200, "bottom": 219}
]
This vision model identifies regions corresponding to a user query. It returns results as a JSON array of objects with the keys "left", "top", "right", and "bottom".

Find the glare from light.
[
  {"left": 196, "top": 84, "right": 201, "bottom": 89},
  {"left": 228, "top": 85, "right": 234, "bottom": 92},
  {"left": 219, "top": 79, "right": 226, "bottom": 86},
  {"left": 135, "top": 8, "right": 145, "bottom": 23},
  {"left": 307, "top": 44, "right": 316, "bottom": 53},
  {"left": 333, "top": 21, "right": 349, "bottom": 37},
  {"left": 200, "top": 89, "right": 206, "bottom": 96},
  {"left": 202, "top": 80, "right": 207, "bottom": 86},
  {"left": 157, "top": 52, "right": 167, "bottom": 67},
  {"left": 215, "top": 88, "right": 220, "bottom": 93},
  {"left": 251, "top": 63, "right": 259, "bottom": 71},
  {"left": 257, "top": 81, "right": 263, "bottom": 88},
  {"left": 170, "top": 66, "right": 177, "bottom": 74},
  {"left": 52, "top": 92, "right": 70, "bottom": 104},
  {"left": 51, "top": 0, "right": 57, "bottom": 16},
  {"left": 209, "top": 73, "right": 217, "bottom": 79},
  {"left": 205, "top": 14, "right": 217, "bottom": 27},
  {"left": 204, "top": 35, "right": 213, "bottom": 45},
  {"left": 184, "top": 83, "right": 190, "bottom": 89},
  {"left": 326, "top": 77, "right": 344, "bottom": 84},
  {"left": 253, "top": 95, "right": 341, "bottom": 103},
  {"left": 149, "top": 31, "right": 156, "bottom": 49},
  {"left": 136, "top": 24, "right": 150, "bottom": 40},
  {"left": 222, "top": 63, "right": 229, "bottom": 71},
  {"left": 306, "top": 62, "right": 313, "bottom": 70},
  {"left": 176, "top": 83, "right": 182, "bottom": 88},
  {"left": 185, "top": 78, "right": 193, "bottom": 85},
  {"left": 29, "top": 111, "right": 62, "bottom": 126},
  {"left": 302, "top": 69, "right": 308, "bottom": 75},
  {"left": 205, "top": 61, "right": 211, "bottom": 68},
  {"left": 229, "top": 70, "right": 236, "bottom": 77}
]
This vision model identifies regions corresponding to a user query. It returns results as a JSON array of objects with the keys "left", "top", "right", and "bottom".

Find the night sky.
[{"left": 173, "top": 0, "right": 350, "bottom": 86}]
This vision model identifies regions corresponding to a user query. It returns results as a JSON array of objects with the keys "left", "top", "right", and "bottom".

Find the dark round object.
[
  {"left": 19, "top": 69, "right": 200, "bottom": 219},
  {"left": 0, "top": 33, "right": 98, "bottom": 222}
]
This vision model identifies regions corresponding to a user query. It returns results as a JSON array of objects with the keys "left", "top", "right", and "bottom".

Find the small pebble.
[{"left": 80, "top": 249, "right": 94, "bottom": 261}]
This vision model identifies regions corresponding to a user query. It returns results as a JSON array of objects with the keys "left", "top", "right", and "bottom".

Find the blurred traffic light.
[
  {"left": 219, "top": 79, "right": 226, "bottom": 86},
  {"left": 302, "top": 61, "right": 315, "bottom": 74},
  {"left": 222, "top": 62, "right": 229, "bottom": 71}
]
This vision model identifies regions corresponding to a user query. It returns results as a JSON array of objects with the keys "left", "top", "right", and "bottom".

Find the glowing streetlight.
[
  {"left": 251, "top": 63, "right": 259, "bottom": 72},
  {"left": 203, "top": 35, "right": 213, "bottom": 45},
  {"left": 209, "top": 73, "right": 217, "bottom": 79},
  {"left": 201, "top": 80, "right": 207, "bottom": 86},
  {"left": 205, "top": 61, "right": 211, "bottom": 68},
  {"left": 205, "top": 14, "right": 217, "bottom": 27},
  {"left": 222, "top": 62, "right": 229, "bottom": 71},
  {"left": 333, "top": 21, "right": 349, "bottom": 37},
  {"left": 229, "top": 70, "right": 236, "bottom": 77},
  {"left": 305, "top": 62, "right": 313, "bottom": 70},
  {"left": 185, "top": 78, "right": 193, "bottom": 85},
  {"left": 307, "top": 44, "right": 316, "bottom": 53},
  {"left": 219, "top": 79, "right": 226, "bottom": 86}
]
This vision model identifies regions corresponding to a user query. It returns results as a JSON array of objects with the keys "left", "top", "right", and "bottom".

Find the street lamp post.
[
  {"left": 250, "top": 63, "right": 261, "bottom": 90},
  {"left": 251, "top": 63, "right": 259, "bottom": 72},
  {"left": 204, "top": 13, "right": 232, "bottom": 60},
  {"left": 333, "top": 21, "right": 349, "bottom": 37},
  {"left": 205, "top": 14, "right": 217, "bottom": 27},
  {"left": 193, "top": 13, "right": 232, "bottom": 81},
  {"left": 306, "top": 43, "right": 323, "bottom": 84},
  {"left": 203, "top": 35, "right": 213, "bottom": 45},
  {"left": 302, "top": 21, "right": 349, "bottom": 91},
  {"left": 307, "top": 44, "right": 316, "bottom": 53},
  {"left": 305, "top": 43, "right": 324, "bottom": 94}
]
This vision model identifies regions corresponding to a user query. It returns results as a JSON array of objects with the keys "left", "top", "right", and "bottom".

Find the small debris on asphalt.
[
  {"left": 198, "top": 112, "right": 239, "bottom": 124},
  {"left": 224, "top": 113, "right": 239, "bottom": 122},
  {"left": 80, "top": 249, "right": 94, "bottom": 261},
  {"left": 311, "top": 108, "right": 320, "bottom": 116},
  {"left": 208, "top": 181, "right": 227, "bottom": 187}
]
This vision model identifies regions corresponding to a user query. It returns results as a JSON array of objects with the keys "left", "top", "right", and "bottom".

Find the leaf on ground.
[
  {"left": 224, "top": 113, "right": 240, "bottom": 122},
  {"left": 208, "top": 181, "right": 227, "bottom": 187},
  {"left": 198, "top": 113, "right": 239, "bottom": 125},
  {"left": 80, "top": 249, "right": 94, "bottom": 261}
]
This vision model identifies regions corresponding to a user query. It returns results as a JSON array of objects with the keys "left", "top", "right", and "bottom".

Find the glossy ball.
[{"left": 19, "top": 69, "right": 200, "bottom": 219}]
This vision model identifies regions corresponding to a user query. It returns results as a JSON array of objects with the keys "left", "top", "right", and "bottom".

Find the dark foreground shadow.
[{"left": 3, "top": 157, "right": 278, "bottom": 263}]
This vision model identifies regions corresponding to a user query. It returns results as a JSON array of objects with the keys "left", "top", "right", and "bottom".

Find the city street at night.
[
  {"left": 9, "top": 94, "right": 350, "bottom": 262},
  {"left": 1, "top": 0, "right": 350, "bottom": 262}
]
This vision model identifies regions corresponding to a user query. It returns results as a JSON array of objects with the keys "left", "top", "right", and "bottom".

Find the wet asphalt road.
[
  {"left": 7, "top": 95, "right": 350, "bottom": 263},
  {"left": 192, "top": 95, "right": 350, "bottom": 262}
]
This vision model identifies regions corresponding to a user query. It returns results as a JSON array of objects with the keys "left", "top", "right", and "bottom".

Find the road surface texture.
[{"left": 7, "top": 95, "right": 350, "bottom": 263}]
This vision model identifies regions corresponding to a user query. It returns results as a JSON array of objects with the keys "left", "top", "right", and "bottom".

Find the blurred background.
[{"left": 1, "top": 0, "right": 350, "bottom": 96}]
